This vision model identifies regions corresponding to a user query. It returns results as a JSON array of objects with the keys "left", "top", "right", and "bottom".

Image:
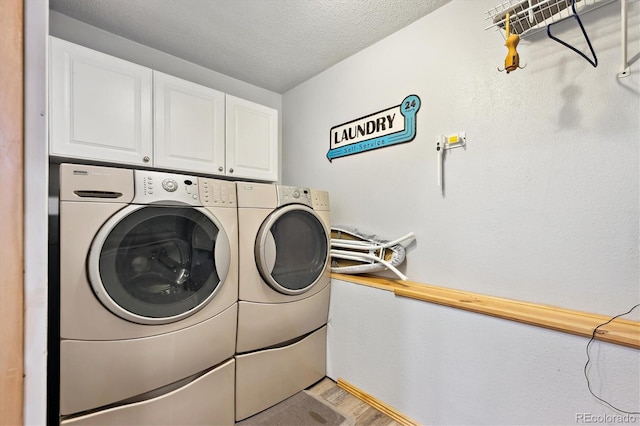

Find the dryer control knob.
[{"left": 162, "top": 178, "right": 178, "bottom": 192}]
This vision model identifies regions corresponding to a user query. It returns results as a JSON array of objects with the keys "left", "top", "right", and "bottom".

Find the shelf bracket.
[{"left": 619, "top": 0, "right": 630, "bottom": 78}]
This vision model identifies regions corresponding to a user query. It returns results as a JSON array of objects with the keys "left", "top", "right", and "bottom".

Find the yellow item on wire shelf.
[{"left": 498, "top": 13, "right": 525, "bottom": 74}]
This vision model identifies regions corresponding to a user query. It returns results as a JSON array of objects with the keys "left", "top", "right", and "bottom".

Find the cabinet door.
[
  {"left": 49, "top": 37, "right": 153, "bottom": 166},
  {"left": 153, "top": 72, "right": 225, "bottom": 175},
  {"left": 225, "top": 95, "right": 278, "bottom": 181}
]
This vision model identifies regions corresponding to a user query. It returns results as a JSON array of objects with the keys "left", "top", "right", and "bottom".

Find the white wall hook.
[{"left": 437, "top": 132, "right": 466, "bottom": 189}]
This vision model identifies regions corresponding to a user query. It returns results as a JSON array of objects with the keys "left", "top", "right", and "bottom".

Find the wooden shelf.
[{"left": 331, "top": 273, "right": 640, "bottom": 350}]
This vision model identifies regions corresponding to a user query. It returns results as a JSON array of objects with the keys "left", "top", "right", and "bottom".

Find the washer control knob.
[
  {"left": 162, "top": 178, "right": 178, "bottom": 192},
  {"left": 293, "top": 189, "right": 300, "bottom": 198}
]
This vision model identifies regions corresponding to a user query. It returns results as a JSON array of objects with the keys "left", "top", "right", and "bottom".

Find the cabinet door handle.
[
  {"left": 143, "top": 156, "right": 150, "bottom": 163},
  {"left": 228, "top": 168, "right": 234, "bottom": 174},
  {"left": 218, "top": 166, "right": 223, "bottom": 172}
]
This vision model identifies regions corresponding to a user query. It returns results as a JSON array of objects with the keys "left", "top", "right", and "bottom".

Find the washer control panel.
[
  {"left": 133, "top": 170, "right": 201, "bottom": 205},
  {"left": 277, "top": 185, "right": 312, "bottom": 207},
  {"left": 199, "top": 177, "right": 236, "bottom": 207}
]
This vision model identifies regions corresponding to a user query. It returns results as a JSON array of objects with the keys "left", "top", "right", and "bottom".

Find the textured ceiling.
[{"left": 49, "top": 0, "right": 450, "bottom": 93}]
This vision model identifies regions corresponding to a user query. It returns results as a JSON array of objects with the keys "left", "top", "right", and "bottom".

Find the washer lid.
[
  {"left": 255, "top": 204, "right": 329, "bottom": 295},
  {"left": 88, "top": 205, "right": 231, "bottom": 324}
]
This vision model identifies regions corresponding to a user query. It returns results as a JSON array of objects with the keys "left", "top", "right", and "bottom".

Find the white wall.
[
  {"left": 283, "top": 0, "right": 640, "bottom": 424},
  {"left": 283, "top": 0, "right": 639, "bottom": 315},
  {"left": 328, "top": 279, "right": 639, "bottom": 425}
]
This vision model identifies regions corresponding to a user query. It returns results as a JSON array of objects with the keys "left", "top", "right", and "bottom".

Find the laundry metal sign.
[{"left": 327, "top": 94, "right": 420, "bottom": 162}]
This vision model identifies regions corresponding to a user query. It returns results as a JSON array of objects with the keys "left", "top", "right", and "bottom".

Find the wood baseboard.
[{"left": 337, "top": 378, "right": 421, "bottom": 426}]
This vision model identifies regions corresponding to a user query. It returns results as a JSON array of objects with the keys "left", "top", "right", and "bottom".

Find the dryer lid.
[
  {"left": 255, "top": 204, "right": 329, "bottom": 295},
  {"left": 88, "top": 205, "right": 231, "bottom": 324}
]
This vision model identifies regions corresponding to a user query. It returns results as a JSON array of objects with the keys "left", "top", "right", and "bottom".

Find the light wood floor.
[{"left": 307, "top": 377, "right": 402, "bottom": 426}]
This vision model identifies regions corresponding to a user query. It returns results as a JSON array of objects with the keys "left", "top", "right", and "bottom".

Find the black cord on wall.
[{"left": 584, "top": 303, "right": 640, "bottom": 415}]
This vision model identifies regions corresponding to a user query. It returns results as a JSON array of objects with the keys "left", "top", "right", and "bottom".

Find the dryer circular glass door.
[
  {"left": 255, "top": 204, "right": 329, "bottom": 295},
  {"left": 88, "top": 205, "right": 231, "bottom": 324}
]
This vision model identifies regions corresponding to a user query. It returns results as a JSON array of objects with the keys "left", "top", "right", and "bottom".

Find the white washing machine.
[
  {"left": 58, "top": 163, "right": 238, "bottom": 425},
  {"left": 235, "top": 182, "right": 331, "bottom": 421}
]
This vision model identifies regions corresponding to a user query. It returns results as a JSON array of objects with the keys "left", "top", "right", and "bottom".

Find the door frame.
[{"left": 0, "top": 0, "right": 25, "bottom": 424}]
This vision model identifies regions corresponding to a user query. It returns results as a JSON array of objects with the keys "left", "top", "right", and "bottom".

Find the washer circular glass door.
[
  {"left": 255, "top": 204, "right": 329, "bottom": 295},
  {"left": 88, "top": 205, "right": 231, "bottom": 324}
]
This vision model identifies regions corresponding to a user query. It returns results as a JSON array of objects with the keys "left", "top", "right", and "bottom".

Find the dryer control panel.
[
  {"left": 311, "top": 190, "right": 330, "bottom": 211},
  {"left": 133, "top": 170, "right": 202, "bottom": 205},
  {"left": 277, "top": 185, "right": 313, "bottom": 207}
]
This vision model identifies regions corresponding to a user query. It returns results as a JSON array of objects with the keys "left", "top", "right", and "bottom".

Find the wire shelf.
[{"left": 485, "top": 0, "right": 615, "bottom": 39}]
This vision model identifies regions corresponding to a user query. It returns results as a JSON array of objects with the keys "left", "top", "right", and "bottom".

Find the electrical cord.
[{"left": 584, "top": 303, "right": 640, "bottom": 415}]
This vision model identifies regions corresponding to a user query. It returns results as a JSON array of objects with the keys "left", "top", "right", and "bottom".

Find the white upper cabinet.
[
  {"left": 49, "top": 37, "right": 153, "bottom": 167},
  {"left": 49, "top": 37, "right": 279, "bottom": 181},
  {"left": 226, "top": 95, "right": 278, "bottom": 182},
  {"left": 153, "top": 71, "right": 225, "bottom": 175}
]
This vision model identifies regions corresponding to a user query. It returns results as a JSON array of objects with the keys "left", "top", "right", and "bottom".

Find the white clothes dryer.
[
  {"left": 235, "top": 182, "right": 330, "bottom": 421},
  {"left": 58, "top": 164, "right": 237, "bottom": 425}
]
